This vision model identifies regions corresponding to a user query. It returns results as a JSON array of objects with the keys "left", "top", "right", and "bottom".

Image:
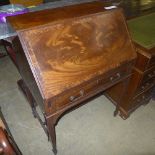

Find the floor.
[{"left": 0, "top": 50, "right": 155, "bottom": 155}]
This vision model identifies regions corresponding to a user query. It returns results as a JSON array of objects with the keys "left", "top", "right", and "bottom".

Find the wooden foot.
[
  {"left": 119, "top": 111, "right": 129, "bottom": 120},
  {"left": 119, "top": 113, "right": 128, "bottom": 120},
  {"left": 114, "top": 106, "right": 129, "bottom": 120}
]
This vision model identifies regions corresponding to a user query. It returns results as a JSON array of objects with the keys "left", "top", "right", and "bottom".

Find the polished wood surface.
[
  {"left": 13, "top": 2, "right": 136, "bottom": 154},
  {"left": 7, "top": 2, "right": 105, "bottom": 31},
  {"left": 17, "top": 8, "right": 136, "bottom": 100},
  {"left": 6, "top": 0, "right": 155, "bottom": 31}
]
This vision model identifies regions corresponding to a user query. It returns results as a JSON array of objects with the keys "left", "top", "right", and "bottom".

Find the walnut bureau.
[
  {"left": 105, "top": 13, "right": 155, "bottom": 119},
  {"left": 9, "top": 2, "right": 136, "bottom": 154}
]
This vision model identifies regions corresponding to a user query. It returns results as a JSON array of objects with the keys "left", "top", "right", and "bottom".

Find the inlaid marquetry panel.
[{"left": 18, "top": 9, "right": 136, "bottom": 99}]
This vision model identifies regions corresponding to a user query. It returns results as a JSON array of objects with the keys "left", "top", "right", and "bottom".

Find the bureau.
[
  {"left": 105, "top": 13, "right": 155, "bottom": 119},
  {"left": 11, "top": 2, "right": 136, "bottom": 154}
]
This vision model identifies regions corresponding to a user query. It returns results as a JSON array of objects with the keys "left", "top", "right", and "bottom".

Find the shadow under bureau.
[{"left": 11, "top": 2, "right": 136, "bottom": 154}]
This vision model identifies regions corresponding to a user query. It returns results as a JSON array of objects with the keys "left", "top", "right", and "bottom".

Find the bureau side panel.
[{"left": 13, "top": 37, "right": 44, "bottom": 111}]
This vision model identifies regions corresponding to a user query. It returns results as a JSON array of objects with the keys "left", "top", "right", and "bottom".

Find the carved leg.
[
  {"left": 46, "top": 116, "right": 57, "bottom": 155},
  {"left": 17, "top": 79, "right": 37, "bottom": 118}
]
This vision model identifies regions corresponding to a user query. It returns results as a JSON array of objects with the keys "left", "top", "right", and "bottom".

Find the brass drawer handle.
[
  {"left": 110, "top": 73, "right": 121, "bottom": 81},
  {"left": 70, "top": 90, "right": 84, "bottom": 102}
]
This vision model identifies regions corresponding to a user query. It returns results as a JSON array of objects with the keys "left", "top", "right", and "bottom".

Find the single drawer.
[
  {"left": 47, "top": 63, "right": 133, "bottom": 112},
  {"left": 148, "top": 55, "right": 155, "bottom": 69},
  {"left": 142, "top": 66, "right": 155, "bottom": 83},
  {"left": 131, "top": 87, "right": 153, "bottom": 109},
  {"left": 136, "top": 78, "right": 155, "bottom": 95}
]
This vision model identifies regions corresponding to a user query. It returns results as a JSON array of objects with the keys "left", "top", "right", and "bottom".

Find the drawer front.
[
  {"left": 148, "top": 54, "right": 155, "bottom": 69},
  {"left": 142, "top": 66, "right": 155, "bottom": 83},
  {"left": 48, "top": 63, "right": 133, "bottom": 112},
  {"left": 136, "top": 78, "right": 155, "bottom": 95},
  {"left": 132, "top": 87, "right": 153, "bottom": 109}
]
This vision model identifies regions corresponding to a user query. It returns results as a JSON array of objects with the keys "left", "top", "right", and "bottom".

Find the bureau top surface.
[
  {"left": 17, "top": 7, "right": 136, "bottom": 100},
  {"left": 7, "top": 1, "right": 105, "bottom": 31},
  {"left": 128, "top": 12, "right": 155, "bottom": 50}
]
